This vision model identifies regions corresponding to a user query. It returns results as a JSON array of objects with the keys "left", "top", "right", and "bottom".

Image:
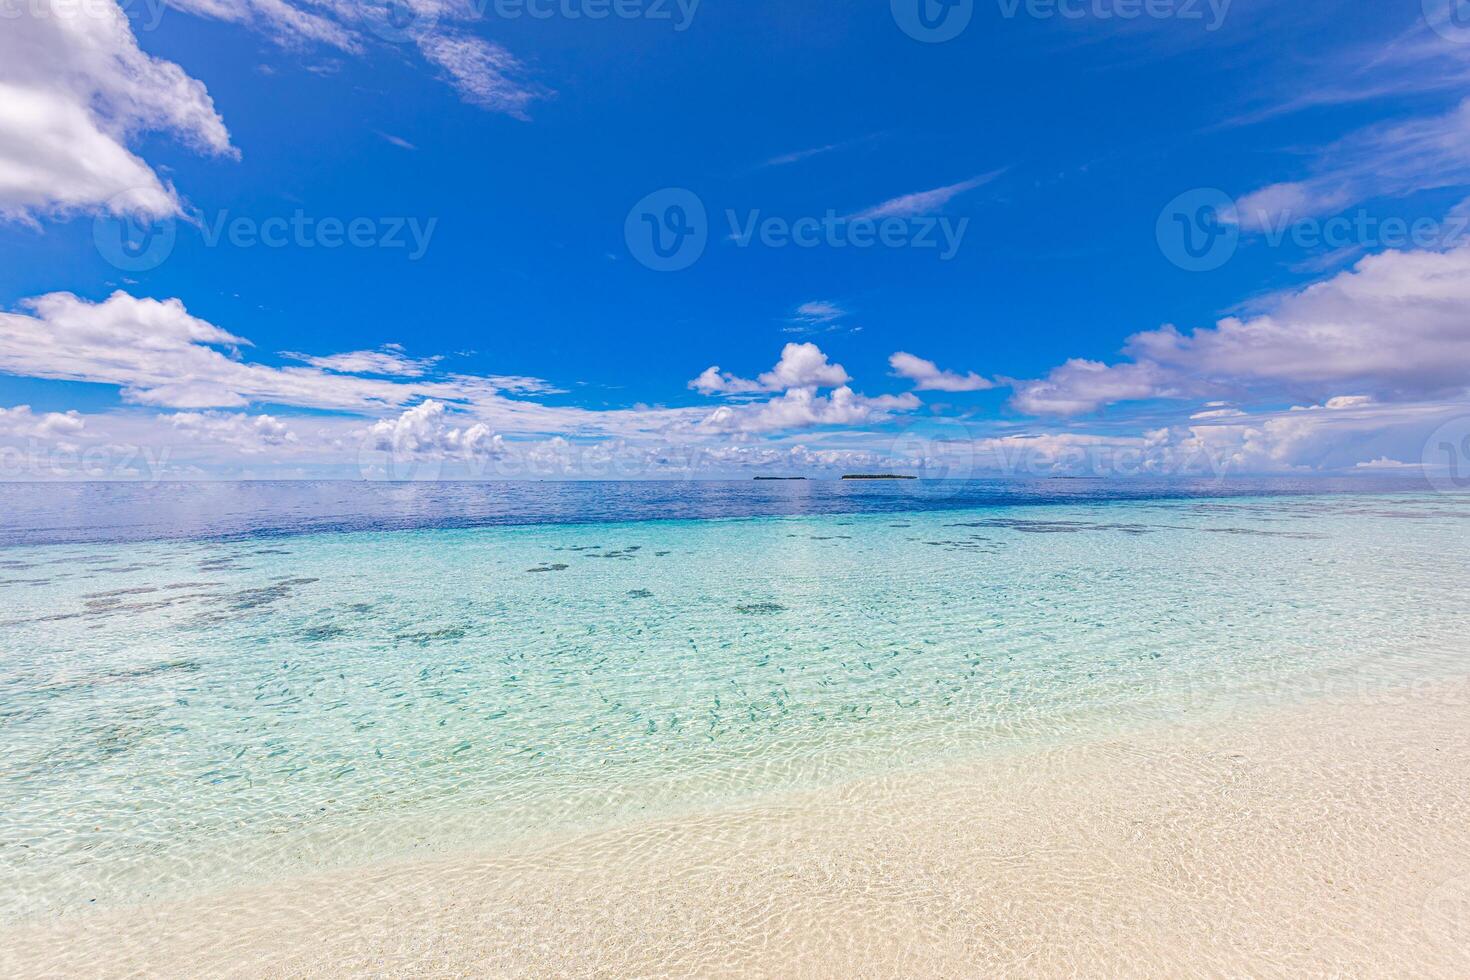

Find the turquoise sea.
[{"left": 2, "top": 480, "right": 1467, "bottom": 918}]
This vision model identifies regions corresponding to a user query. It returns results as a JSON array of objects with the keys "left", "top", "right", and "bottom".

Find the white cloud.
[
  {"left": 414, "top": 34, "right": 543, "bottom": 119},
  {"left": 282, "top": 348, "right": 441, "bottom": 377},
  {"left": 168, "top": 411, "right": 297, "bottom": 453},
  {"left": 1234, "top": 99, "right": 1470, "bottom": 230},
  {"left": 0, "top": 290, "right": 580, "bottom": 414},
  {"left": 167, "top": 0, "right": 547, "bottom": 118},
  {"left": 1011, "top": 245, "right": 1470, "bottom": 415},
  {"left": 848, "top": 171, "right": 1003, "bottom": 220},
  {"left": 689, "top": 366, "right": 765, "bottom": 396},
  {"left": 0, "top": 0, "right": 234, "bottom": 221},
  {"left": 889, "top": 352, "right": 993, "bottom": 392},
  {"left": 0, "top": 405, "right": 85, "bottom": 439},
  {"left": 697, "top": 386, "right": 920, "bottom": 434},
  {"left": 794, "top": 300, "right": 845, "bottom": 324},
  {"left": 690, "top": 342, "right": 851, "bottom": 395},
  {"left": 365, "top": 400, "right": 504, "bottom": 458}
]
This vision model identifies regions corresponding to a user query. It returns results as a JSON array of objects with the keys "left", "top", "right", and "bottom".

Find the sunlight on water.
[{"left": 2, "top": 490, "right": 1468, "bottom": 917}]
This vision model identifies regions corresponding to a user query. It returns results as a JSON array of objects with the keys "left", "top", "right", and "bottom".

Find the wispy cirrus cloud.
[
  {"left": 169, "top": 0, "right": 549, "bottom": 118},
  {"left": 847, "top": 170, "right": 1005, "bottom": 220},
  {"left": 758, "top": 133, "right": 879, "bottom": 168},
  {"left": 1234, "top": 99, "right": 1470, "bottom": 230},
  {"left": 280, "top": 347, "right": 442, "bottom": 377}
]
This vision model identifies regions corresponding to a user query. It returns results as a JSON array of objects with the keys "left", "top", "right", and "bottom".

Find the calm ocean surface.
[{"left": 2, "top": 478, "right": 1467, "bottom": 918}]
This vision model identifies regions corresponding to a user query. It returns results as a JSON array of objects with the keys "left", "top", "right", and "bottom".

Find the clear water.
[{"left": 2, "top": 483, "right": 1467, "bottom": 919}]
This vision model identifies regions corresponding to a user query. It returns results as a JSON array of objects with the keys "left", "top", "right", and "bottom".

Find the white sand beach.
[{"left": 6, "top": 677, "right": 1470, "bottom": 978}]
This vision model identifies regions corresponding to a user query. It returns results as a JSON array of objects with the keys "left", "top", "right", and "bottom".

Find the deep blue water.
[{"left": 0, "top": 476, "right": 1436, "bottom": 547}]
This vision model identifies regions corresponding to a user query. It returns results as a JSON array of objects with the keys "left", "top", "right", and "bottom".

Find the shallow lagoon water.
[{"left": 2, "top": 485, "right": 1468, "bottom": 918}]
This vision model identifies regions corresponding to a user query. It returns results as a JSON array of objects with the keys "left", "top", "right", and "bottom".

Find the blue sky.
[{"left": 2, "top": 0, "right": 1470, "bottom": 480}]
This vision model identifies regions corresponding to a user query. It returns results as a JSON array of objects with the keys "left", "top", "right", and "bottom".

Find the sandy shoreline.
[{"left": 6, "top": 680, "right": 1470, "bottom": 977}]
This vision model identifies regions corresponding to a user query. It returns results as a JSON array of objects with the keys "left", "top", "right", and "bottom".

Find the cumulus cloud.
[
  {"left": 168, "top": 411, "right": 297, "bottom": 453},
  {"left": 0, "top": 405, "right": 86, "bottom": 439},
  {"left": 697, "top": 386, "right": 920, "bottom": 434},
  {"left": 365, "top": 400, "right": 504, "bottom": 458},
  {"left": 0, "top": 0, "right": 235, "bottom": 221},
  {"left": 889, "top": 352, "right": 993, "bottom": 393},
  {"left": 690, "top": 342, "right": 851, "bottom": 395},
  {"left": 1011, "top": 245, "right": 1470, "bottom": 415}
]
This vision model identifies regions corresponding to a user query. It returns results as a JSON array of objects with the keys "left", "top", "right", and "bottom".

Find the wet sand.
[{"left": 6, "top": 678, "right": 1470, "bottom": 978}]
